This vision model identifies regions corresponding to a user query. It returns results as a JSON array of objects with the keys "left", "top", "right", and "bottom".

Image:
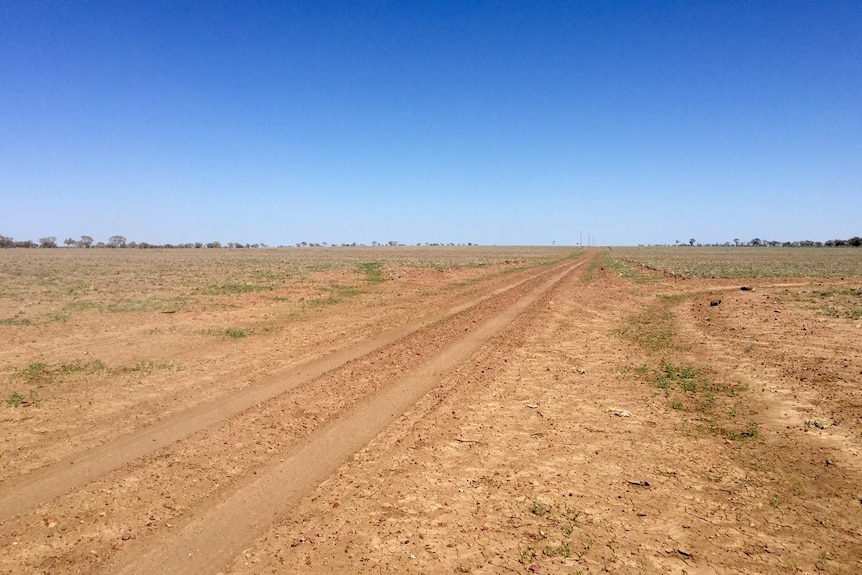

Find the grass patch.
[
  {"left": 301, "top": 284, "right": 362, "bottom": 308},
  {"left": 517, "top": 500, "right": 586, "bottom": 567},
  {"left": 5, "top": 390, "right": 38, "bottom": 407},
  {"left": 14, "top": 362, "right": 49, "bottom": 384},
  {"left": 614, "top": 306, "right": 677, "bottom": 352},
  {"left": 130, "top": 359, "right": 175, "bottom": 373},
  {"left": 105, "top": 297, "right": 187, "bottom": 313},
  {"left": 636, "top": 360, "right": 758, "bottom": 441},
  {"left": 603, "top": 254, "right": 660, "bottom": 283},
  {"left": 778, "top": 286, "right": 862, "bottom": 320},
  {"left": 581, "top": 252, "right": 606, "bottom": 283},
  {"left": 6, "top": 359, "right": 115, "bottom": 407},
  {"left": 612, "top": 247, "right": 862, "bottom": 278},
  {"left": 197, "top": 327, "right": 252, "bottom": 339},
  {"left": 6, "top": 391, "right": 26, "bottom": 407},
  {"left": 13, "top": 359, "right": 108, "bottom": 384},
  {"left": 0, "top": 317, "right": 32, "bottom": 326},
  {"left": 205, "top": 283, "right": 270, "bottom": 295},
  {"left": 358, "top": 262, "right": 385, "bottom": 283},
  {"left": 57, "top": 359, "right": 107, "bottom": 376},
  {"left": 46, "top": 301, "right": 99, "bottom": 322}
]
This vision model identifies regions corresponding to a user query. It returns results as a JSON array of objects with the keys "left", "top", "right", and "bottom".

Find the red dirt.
[{"left": 1, "top": 249, "right": 860, "bottom": 574}]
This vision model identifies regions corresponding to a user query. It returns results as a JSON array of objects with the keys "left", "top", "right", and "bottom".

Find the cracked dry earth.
[{"left": 2, "top": 249, "right": 861, "bottom": 574}]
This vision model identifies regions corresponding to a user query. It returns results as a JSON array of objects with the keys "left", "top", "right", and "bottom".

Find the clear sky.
[{"left": 2, "top": 1, "right": 860, "bottom": 246}]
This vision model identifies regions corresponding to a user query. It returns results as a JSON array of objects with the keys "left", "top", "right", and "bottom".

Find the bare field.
[
  {"left": 611, "top": 246, "right": 862, "bottom": 278},
  {"left": 1, "top": 247, "right": 860, "bottom": 574}
]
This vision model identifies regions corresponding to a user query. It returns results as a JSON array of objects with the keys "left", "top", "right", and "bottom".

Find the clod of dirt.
[
  {"left": 608, "top": 407, "right": 632, "bottom": 417},
  {"left": 43, "top": 516, "right": 59, "bottom": 528},
  {"left": 710, "top": 299, "right": 722, "bottom": 307},
  {"left": 740, "top": 286, "right": 754, "bottom": 291},
  {"left": 627, "top": 480, "right": 650, "bottom": 487},
  {"left": 526, "top": 404, "right": 539, "bottom": 409}
]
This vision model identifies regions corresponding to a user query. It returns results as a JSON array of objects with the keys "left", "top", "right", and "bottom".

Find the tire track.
[
  {"left": 0, "top": 258, "right": 578, "bottom": 523},
  {"left": 104, "top": 257, "right": 586, "bottom": 575}
]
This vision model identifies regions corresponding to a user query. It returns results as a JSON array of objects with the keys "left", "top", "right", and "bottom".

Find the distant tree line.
[
  {"left": 0, "top": 234, "right": 482, "bottom": 249},
  {"left": 663, "top": 236, "right": 862, "bottom": 248}
]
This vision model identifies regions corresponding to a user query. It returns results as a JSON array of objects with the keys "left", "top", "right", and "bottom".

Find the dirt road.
[
  {"left": 1, "top": 253, "right": 585, "bottom": 574},
  {"left": 2, "top": 249, "right": 860, "bottom": 574}
]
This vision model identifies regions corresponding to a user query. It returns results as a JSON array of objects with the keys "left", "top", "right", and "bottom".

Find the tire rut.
[
  {"left": 0, "top": 262, "right": 581, "bottom": 570},
  {"left": 100, "top": 257, "right": 587, "bottom": 575}
]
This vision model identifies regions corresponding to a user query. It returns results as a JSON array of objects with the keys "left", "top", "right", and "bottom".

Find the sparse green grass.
[
  {"left": 613, "top": 247, "right": 862, "bottom": 278},
  {"left": 5, "top": 389, "right": 39, "bottom": 407},
  {"left": 0, "top": 317, "right": 32, "bottom": 326},
  {"left": 358, "top": 262, "right": 385, "bottom": 283},
  {"left": 6, "top": 391, "right": 27, "bottom": 407},
  {"left": 543, "top": 541, "right": 573, "bottom": 558},
  {"left": 46, "top": 300, "right": 99, "bottom": 322},
  {"left": 777, "top": 286, "right": 862, "bottom": 320},
  {"left": 613, "top": 299, "right": 683, "bottom": 352},
  {"left": 57, "top": 359, "right": 107, "bottom": 376},
  {"left": 648, "top": 361, "right": 758, "bottom": 440},
  {"left": 517, "top": 500, "right": 586, "bottom": 565},
  {"left": 105, "top": 297, "right": 188, "bottom": 313},
  {"left": 197, "top": 327, "right": 252, "bottom": 339},
  {"left": 530, "top": 502, "right": 550, "bottom": 516},
  {"left": 12, "top": 357, "right": 171, "bottom": 383},
  {"left": 603, "top": 253, "right": 661, "bottom": 283},
  {"left": 205, "top": 283, "right": 270, "bottom": 295},
  {"left": 301, "top": 284, "right": 363, "bottom": 308},
  {"left": 41, "top": 297, "right": 188, "bottom": 321},
  {"left": 15, "top": 361, "right": 49, "bottom": 383},
  {"left": 130, "top": 359, "right": 175, "bottom": 373}
]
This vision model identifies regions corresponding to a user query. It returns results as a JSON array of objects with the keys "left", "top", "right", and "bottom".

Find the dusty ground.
[{"left": 1, "top": 247, "right": 860, "bottom": 574}]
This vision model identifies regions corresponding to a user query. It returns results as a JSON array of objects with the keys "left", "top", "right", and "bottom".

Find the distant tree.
[
  {"left": 733, "top": 238, "right": 740, "bottom": 247},
  {"left": 79, "top": 235, "right": 94, "bottom": 248},
  {"left": 95, "top": 241, "right": 106, "bottom": 248},
  {"left": 0, "top": 235, "right": 14, "bottom": 248},
  {"left": 689, "top": 238, "right": 696, "bottom": 246},
  {"left": 63, "top": 237, "right": 77, "bottom": 247},
  {"left": 39, "top": 237, "right": 57, "bottom": 248},
  {"left": 206, "top": 241, "right": 221, "bottom": 249},
  {"left": 108, "top": 235, "right": 127, "bottom": 248},
  {"left": 849, "top": 236, "right": 862, "bottom": 247},
  {"left": 750, "top": 238, "right": 762, "bottom": 247}
]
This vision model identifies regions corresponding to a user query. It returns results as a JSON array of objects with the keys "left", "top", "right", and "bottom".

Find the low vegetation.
[
  {"left": 776, "top": 286, "right": 862, "bottom": 320},
  {"left": 614, "top": 287, "right": 759, "bottom": 441},
  {"left": 612, "top": 247, "right": 862, "bottom": 278},
  {"left": 4, "top": 358, "right": 175, "bottom": 408}
]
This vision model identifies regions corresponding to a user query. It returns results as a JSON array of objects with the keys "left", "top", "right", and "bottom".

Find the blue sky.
[{"left": 2, "top": 1, "right": 860, "bottom": 246}]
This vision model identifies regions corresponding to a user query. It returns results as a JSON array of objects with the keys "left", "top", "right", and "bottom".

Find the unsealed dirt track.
[
  {"left": 0, "top": 250, "right": 584, "bottom": 574},
  {"left": 2, "top": 248, "right": 861, "bottom": 574},
  {"left": 0, "top": 257, "right": 575, "bottom": 523}
]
